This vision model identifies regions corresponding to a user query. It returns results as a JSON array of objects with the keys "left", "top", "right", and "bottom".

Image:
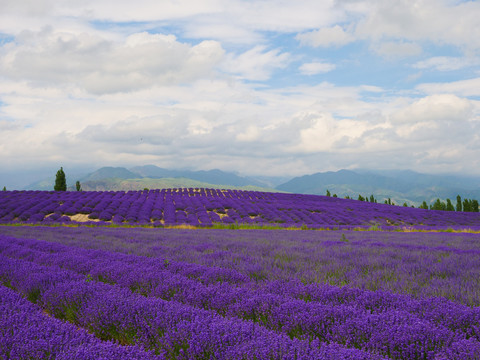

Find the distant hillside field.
[
  {"left": 1, "top": 188, "right": 480, "bottom": 230},
  {"left": 78, "top": 177, "right": 278, "bottom": 193}
]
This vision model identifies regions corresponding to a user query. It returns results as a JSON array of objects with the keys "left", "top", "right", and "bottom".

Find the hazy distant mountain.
[
  {"left": 276, "top": 169, "right": 480, "bottom": 206},
  {"left": 23, "top": 166, "right": 480, "bottom": 205},
  {"left": 356, "top": 169, "right": 480, "bottom": 190},
  {"left": 24, "top": 179, "right": 56, "bottom": 191},
  {"left": 26, "top": 165, "right": 276, "bottom": 192},
  {"left": 129, "top": 165, "right": 267, "bottom": 187},
  {"left": 82, "top": 167, "right": 140, "bottom": 181},
  {"left": 79, "top": 177, "right": 278, "bottom": 192}
]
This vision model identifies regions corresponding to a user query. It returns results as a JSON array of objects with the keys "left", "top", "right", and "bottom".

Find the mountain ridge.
[
  {"left": 276, "top": 169, "right": 480, "bottom": 205},
  {"left": 25, "top": 165, "right": 279, "bottom": 193}
]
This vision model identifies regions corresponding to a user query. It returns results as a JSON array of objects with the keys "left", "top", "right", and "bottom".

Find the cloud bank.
[{"left": 0, "top": 0, "right": 479, "bottom": 185}]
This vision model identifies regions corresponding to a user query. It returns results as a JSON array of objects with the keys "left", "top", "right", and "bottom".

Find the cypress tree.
[
  {"left": 419, "top": 201, "right": 428, "bottom": 209},
  {"left": 472, "top": 199, "right": 479, "bottom": 213},
  {"left": 463, "top": 199, "right": 472, "bottom": 212},
  {"left": 446, "top": 199, "right": 454, "bottom": 211},
  {"left": 432, "top": 199, "right": 446, "bottom": 211},
  {"left": 54, "top": 167, "right": 67, "bottom": 191},
  {"left": 456, "top": 195, "right": 462, "bottom": 212},
  {"left": 76, "top": 181, "right": 82, "bottom": 191},
  {"left": 2, "top": 186, "right": 5, "bottom": 191},
  {"left": 326, "top": 189, "right": 331, "bottom": 197}
]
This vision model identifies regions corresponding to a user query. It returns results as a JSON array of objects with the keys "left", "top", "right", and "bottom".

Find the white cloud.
[
  {"left": 0, "top": 0, "right": 57, "bottom": 17},
  {"left": 391, "top": 94, "right": 473, "bottom": 125},
  {"left": 222, "top": 46, "right": 290, "bottom": 81},
  {"left": 236, "top": 125, "right": 260, "bottom": 142},
  {"left": 354, "top": 0, "right": 480, "bottom": 52},
  {"left": 293, "top": 112, "right": 368, "bottom": 152},
  {"left": 2, "top": 0, "right": 480, "bottom": 179},
  {"left": 373, "top": 41, "right": 422, "bottom": 58},
  {"left": 0, "top": 0, "right": 344, "bottom": 45},
  {"left": 295, "top": 1, "right": 480, "bottom": 58},
  {"left": 0, "top": 29, "right": 225, "bottom": 94},
  {"left": 1, "top": 74, "right": 480, "bottom": 177},
  {"left": 417, "top": 77, "right": 480, "bottom": 97},
  {"left": 385, "top": 95, "right": 476, "bottom": 158},
  {"left": 299, "top": 61, "right": 336, "bottom": 75},
  {"left": 296, "top": 25, "right": 354, "bottom": 48},
  {"left": 414, "top": 56, "right": 478, "bottom": 72},
  {"left": 284, "top": 93, "right": 479, "bottom": 175}
]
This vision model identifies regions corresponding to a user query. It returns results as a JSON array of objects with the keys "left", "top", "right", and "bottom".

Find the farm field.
[
  {"left": 1, "top": 189, "right": 480, "bottom": 359},
  {"left": 1, "top": 225, "right": 480, "bottom": 359},
  {"left": 2, "top": 188, "right": 480, "bottom": 230}
]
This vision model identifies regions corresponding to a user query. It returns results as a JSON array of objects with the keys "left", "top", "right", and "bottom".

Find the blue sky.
[{"left": 1, "top": 0, "right": 480, "bottom": 188}]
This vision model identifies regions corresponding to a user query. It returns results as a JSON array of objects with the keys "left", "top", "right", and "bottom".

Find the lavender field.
[
  {"left": 1, "top": 225, "right": 480, "bottom": 359},
  {"left": 1, "top": 189, "right": 480, "bottom": 359},
  {"left": 2, "top": 188, "right": 480, "bottom": 230}
]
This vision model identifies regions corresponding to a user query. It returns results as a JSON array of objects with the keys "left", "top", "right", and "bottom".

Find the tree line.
[{"left": 326, "top": 189, "right": 479, "bottom": 212}]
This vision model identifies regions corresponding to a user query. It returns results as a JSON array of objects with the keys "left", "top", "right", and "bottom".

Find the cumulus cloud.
[
  {"left": 1, "top": 75, "right": 479, "bottom": 177},
  {"left": 299, "top": 61, "right": 336, "bottom": 75},
  {"left": 221, "top": 46, "right": 290, "bottom": 81},
  {"left": 0, "top": 0, "right": 57, "bottom": 17},
  {"left": 296, "top": 25, "right": 354, "bottom": 48},
  {"left": 236, "top": 125, "right": 261, "bottom": 142},
  {"left": 391, "top": 94, "right": 473, "bottom": 124},
  {"left": 354, "top": 0, "right": 480, "bottom": 51},
  {"left": 283, "top": 93, "right": 479, "bottom": 174},
  {"left": 0, "top": 0, "right": 344, "bottom": 45},
  {"left": 373, "top": 41, "right": 422, "bottom": 58},
  {"left": 414, "top": 56, "right": 479, "bottom": 72},
  {"left": 416, "top": 78, "right": 480, "bottom": 97},
  {"left": 293, "top": 112, "right": 367, "bottom": 152},
  {"left": 2, "top": 0, "right": 480, "bottom": 180},
  {"left": 390, "top": 95, "right": 474, "bottom": 145},
  {"left": 0, "top": 29, "right": 225, "bottom": 94}
]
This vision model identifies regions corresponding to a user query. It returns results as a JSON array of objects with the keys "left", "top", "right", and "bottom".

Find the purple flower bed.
[
  {"left": 2, "top": 188, "right": 480, "bottom": 229},
  {"left": 0, "top": 283, "right": 163, "bottom": 360},
  {"left": 1, "top": 226, "right": 480, "bottom": 359}
]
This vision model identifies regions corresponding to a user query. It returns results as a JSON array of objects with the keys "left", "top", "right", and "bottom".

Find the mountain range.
[
  {"left": 277, "top": 169, "right": 480, "bottom": 205},
  {"left": 24, "top": 165, "right": 480, "bottom": 206},
  {"left": 26, "top": 166, "right": 281, "bottom": 193}
]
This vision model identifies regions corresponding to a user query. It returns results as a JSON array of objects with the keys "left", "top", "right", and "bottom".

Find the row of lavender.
[
  {"left": 3, "top": 225, "right": 480, "bottom": 307},
  {"left": 0, "top": 286, "right": 160, "bottom": 360},
  {"left": 0, "top": 234, "right": 384, "bottom": 360},
  {"left": 2, "top": 188, "right": 480, "bottom": 229},
  {"left": 1, "top": 228, "right": 480, "bottom": 359}
]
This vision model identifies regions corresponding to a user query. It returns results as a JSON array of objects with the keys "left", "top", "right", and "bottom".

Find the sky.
[{"left": 1, "top": 0, "right": 480, "bottom": 188}]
